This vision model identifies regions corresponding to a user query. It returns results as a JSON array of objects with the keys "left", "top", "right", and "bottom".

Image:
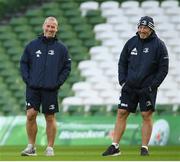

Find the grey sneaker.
[
  {"left": 45, "top": 146, "right": 54, "bottom": 156},
  {"left": 102, "top": 145, "right": 121, "bottom": 156},
  {"left": 21, "top": 144, "right": 37, "bottom": 156}
]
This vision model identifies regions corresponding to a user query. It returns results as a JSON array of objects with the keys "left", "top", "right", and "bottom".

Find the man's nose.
[{"left": 140, "top": 28, "right": 146, "bottom": 32}]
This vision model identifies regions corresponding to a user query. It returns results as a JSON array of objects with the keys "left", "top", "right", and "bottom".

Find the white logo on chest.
[
  {"left": 131, "top": 48, "right": 137, "bottom": 55},
  {"left": 143, "top": 48, "right": 149, "bottom": 53},
  {"left": 48, "top": 50, "right": 55, "bottom": 55},
  {"left": 35, "top": 50, "right": 42, "bottom": 57}
]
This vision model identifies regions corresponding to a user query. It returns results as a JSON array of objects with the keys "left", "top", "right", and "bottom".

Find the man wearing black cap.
[{"left": 102, "top": 16, "right": 169, "bottom": 156}]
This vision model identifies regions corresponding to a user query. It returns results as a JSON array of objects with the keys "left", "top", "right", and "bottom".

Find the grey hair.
[{"left": 44, "top": 16, "right": 58, "bottom": 26}]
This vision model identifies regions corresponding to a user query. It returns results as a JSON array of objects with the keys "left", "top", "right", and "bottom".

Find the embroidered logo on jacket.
[
  {"left": 121, "top": 103, "right": 128, "bottom": 107},
  {"left": 26, "top": 102, "right": 31, "bottom": 107},
  {"left": 143, "top": 48, "right": 149, "bottom": 53},
  {"left": 48, "top": 50, "right": 55, "bottom": 55},
  {"left": 49, "top": 104, "right": 55, "bottom": 110},
  {"left": 131, "top": 48, "right": 137, "bottom": 55},
  {"left": 146, "top": 100, "right": 152, "bottom": 107},
  {"left": 35, "top": 50, "right": 42, "bottom": 57}
]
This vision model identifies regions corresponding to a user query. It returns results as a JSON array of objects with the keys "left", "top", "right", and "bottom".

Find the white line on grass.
[{"left": 0, "top": 116, "right": 19, "bottom": 145}]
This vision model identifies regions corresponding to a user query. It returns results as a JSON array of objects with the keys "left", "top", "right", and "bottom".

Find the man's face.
[
  {"left": 43, "top": 20, "right": 58, "bottom": 38},
  {"left": 138, "top": 25, "right": 152, "bottom": 39}
]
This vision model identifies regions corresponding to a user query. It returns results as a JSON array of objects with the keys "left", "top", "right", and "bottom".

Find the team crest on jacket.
[
  {"left": 143, "top": 48, "right": 149, "bottom": 53},
  {"left": 35, "top": 50, "right": 42, "bottom": 57},
  {"left": 49, "top": 104, "right": 55, "bottom": 110},
  {"left": 48, "top": 50, "right": 55, "bottom": 55},
  {"left": 131, "top": 48, "right": 137, "bottom": 55}
]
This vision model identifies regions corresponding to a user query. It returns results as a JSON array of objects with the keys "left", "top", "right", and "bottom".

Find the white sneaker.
[
  {"left": 45, "top": 146, "right": 54, "bottom": 156},
  {"left": 21, "top": 144, "right": 37, "bottom": 156}
]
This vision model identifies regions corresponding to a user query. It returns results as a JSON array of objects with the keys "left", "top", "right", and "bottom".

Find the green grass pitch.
[{"left": 0, "top": 145, "right": 180, "bottom": 161}]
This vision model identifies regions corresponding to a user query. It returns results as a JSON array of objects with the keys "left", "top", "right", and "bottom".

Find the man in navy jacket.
[
  {"left": 20, "top": 17, "right": 71, "bottom": 156},
  {"left": 102, "top": 16, "right": 169, "bottom": 156}
]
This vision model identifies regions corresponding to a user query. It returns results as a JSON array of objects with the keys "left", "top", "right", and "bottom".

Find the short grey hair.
[{"left": 44, "top": 16, "right": 58, "bottom": 26}]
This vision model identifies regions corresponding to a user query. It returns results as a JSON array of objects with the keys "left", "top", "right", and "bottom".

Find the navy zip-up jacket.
[
  {"left": 118, "top": 32, "right": 169, "bottom": 89},
  {"left": 20, "top": 35, "right": 71, "bottom": 90}
]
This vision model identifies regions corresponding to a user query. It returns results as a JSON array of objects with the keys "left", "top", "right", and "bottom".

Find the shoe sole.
[
  {"left": 111, "top": 152, "right": 121, "bottom": 156},
  {"left": 102, "top": 152, "right": 121, "bottom": 156},
  {"left": 21, "top": 153, "right": 37, "bottom": 156},
  {"left": 45, "top": 150, "right": 54, "bottom": 156}
]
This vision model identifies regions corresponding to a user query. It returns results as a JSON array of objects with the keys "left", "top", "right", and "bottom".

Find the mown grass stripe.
[{"left": 0, "top": 145, "right": 180, "bottom": 161}]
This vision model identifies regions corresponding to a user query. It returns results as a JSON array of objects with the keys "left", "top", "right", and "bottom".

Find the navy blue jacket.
[
  {"left": 20, "top": 35, "right": 71, "bottom": 90},
  {"left": 118, "top": 32, "right": 169, "bottom": 89}
]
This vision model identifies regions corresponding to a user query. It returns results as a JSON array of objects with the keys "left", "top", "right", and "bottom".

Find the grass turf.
[{"left": 0, "top": 145, "right": 180, "bottom": 161}]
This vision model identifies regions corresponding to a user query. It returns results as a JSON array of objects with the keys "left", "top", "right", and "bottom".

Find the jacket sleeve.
[
  {"left": 20, "top": 45, "right": 30, "bottom": 85},
  {"left": 118, "top": 43, "right": 129, "bottom": 86},
  {"left": 151, "top": 40, "right": 169, "bottom": 89},
  {"left": 57, "top": 48, "right": 71, "bottom": 86}
]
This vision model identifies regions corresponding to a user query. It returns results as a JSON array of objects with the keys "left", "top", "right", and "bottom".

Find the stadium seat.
[
  {"left": 44, "top": 9, "right": 63, "bottom": 17},
  {"left": 87, "top": 75, "right": 110, "bottom": 84},
  {"left": 9, "top": 17, "right": 28, "bottom": 27},
  {"left": 0, "top": 25, "right": 12, "bottom": 33},
  {"left": 0, "top": 33, "right": 17, "bottom": 41},
  {"left": 101, "top": 8, "right": 123, "bottom": 18},
  {"left": 72, "top": 82, "right": 92, "bottom": 92},
  {"left": 13, "top": 25, "right": 32, "bottom": 34},
  {"left": 124, "top": 7, "right": 143, "bottom": 17},
  {"left": 144, "top": 7, "right": 164, "bottom": 17},
  {"left": 29, "top": 17, "right": 44, "bottom": 27},
  {"left": 74, "top": 24, "right": 92, "bottom": 34},
  {"left": 160, "top": 30, "right": 178, "bottom": 39},
  {"left": 25, "top": 9, "right": 43, "bottom": 19},
  {"left": 156, "top": 23, "right": 174, "bottom": 32},
  {"left": 78, "top": 60, "right": 98, "bottom": 71},
  {"left": 141, "top": 0, "right": 159, "bottom": 9},
  {"left": 80, "top": 1, "right": 99, "bottom": 16},
  {"left": 80, "top": 67, "right": 103, "bottom": 78},
  {"left": 121, "top": 1, "right": 139, "bottom": 9},
  {"left": 166, "top": 38, "right": 179, "bottom": 47},
  {"left": 106, "top": 15, "right": 129, "bottom": 26},
  {"left": 62, "top": 97, "right": 83, "bottom": 112},
  {"left": 161, "top": 0, "right": 179, "bottom": 9},
  {"left": 170, "top": 15, "right": 180, "bottom": 24},
  {"left": 153, "top": 15, "right": 169, "bottom": 25},
  {"left": 3, "top": 39, "right": 21, "bottom": 49},
  {"left": 41, "top": 2, "right": 59, "bottom": 12},
  {"left": 59, "top": 2, "right": 78, "bottom": 11},
  {"left": 164, "top": 7, "right": 180, "bottom": 16},
  {"left": 99, "top": 89, "right": 119, "bottom": 103},
  {"left": 86, "top": 15, "right": 106, "bottom": 26},
  {"left": 100, "top": 1, "right": 119, "bottom": 10},
  {"left": 102, "top": 38, "right": 124, "bottom": 49},
  {"left": 18, "top": 32, "right": 36, "bottom": 43},
  {"left": 95, "top": 31, "right": 118, "bottom": 40},
  {"left": 114, "top": 23, "right": 133, "bottom": 33},
  {"left": 94, "top": 23, "right": 113, "bottom": 33},
  {"left": 90, "top": 46, "right": 109, "bottom": 55},
  {"left": 83, "top": 97, "right": 104, "bottom": 112},
  {"left": 64, "top": 9, "right": 81, "bottom": 18}
]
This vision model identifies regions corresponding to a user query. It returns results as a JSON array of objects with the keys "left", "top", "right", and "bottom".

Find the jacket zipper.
[{"left": 41, "top": 44, "right": 48, "bottom": 87}]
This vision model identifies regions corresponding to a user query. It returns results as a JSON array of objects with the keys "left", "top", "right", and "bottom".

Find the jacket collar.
[
  {"left": 136, "top": 31, "right": 157, "bottom": 42},
  {"left": 38, "top": 34, "right": 58, "bottom": 43}
]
